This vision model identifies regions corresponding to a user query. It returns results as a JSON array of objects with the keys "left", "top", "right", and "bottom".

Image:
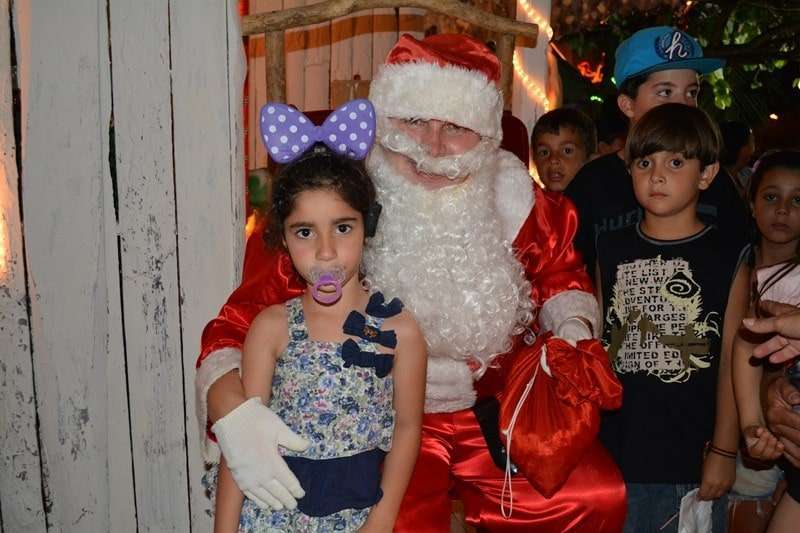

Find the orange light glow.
[
  {"left": 577, "top": 56, "right": 605, "bottom": 84},
  {"left": 0, "top": 207, "right": 7, "bottom": 281},
  {"left": 245, "top": 212, "right": 257, "bottom": 238},
  {"left": 0, "top": 219, "right": 6, "bottom": 280}
]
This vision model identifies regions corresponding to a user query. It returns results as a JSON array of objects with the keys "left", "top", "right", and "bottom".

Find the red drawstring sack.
[{"left": 499, "top": 333, "right": 622, "bottom": 497}]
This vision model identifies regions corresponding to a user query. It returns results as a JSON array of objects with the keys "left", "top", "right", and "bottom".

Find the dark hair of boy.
[
  {"left": 618, "top": 72, "right": 651, "bottom": 100},
  {"left": 719, "top": 121, "right": 752, "bottom": 168},
  {"left": 596, "top": 103, "right": 628, "bottom": 150},
  {"left": 531, "top": 107, "right": 598, "bottom": 156},
  {"left": 266, "top": 144, "right": 375, "bottom": 249},
  {"left": 625, "top": 103, "right": 720, "bottom": 169}
]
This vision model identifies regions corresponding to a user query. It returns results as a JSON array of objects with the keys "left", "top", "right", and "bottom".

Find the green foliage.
[
  {"left": 707, "top": 70, "right": 732, "bottom": 110},
  {"left": 247, "top": 172, "right": 269, "bottom": 211},
  {"left": 559, "top": 0, "right": 799, "bottom": 126}
]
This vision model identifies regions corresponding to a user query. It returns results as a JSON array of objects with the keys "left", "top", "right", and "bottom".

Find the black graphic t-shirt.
[
  {"left": 597, "top": 224, "right": 745, "bottom": 483},
  {"left": 565, "top": 152, "right": 749, "bottom": 280}
]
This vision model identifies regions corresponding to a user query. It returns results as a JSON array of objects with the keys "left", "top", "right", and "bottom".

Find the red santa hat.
[{"left": 369, "top": 34, "right": 504, "bottom": 141}]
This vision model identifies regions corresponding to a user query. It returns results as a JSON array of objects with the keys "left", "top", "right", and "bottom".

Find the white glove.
[
  {"left": 555, "top": 317, "right": 593, "bottom": 347},
  {"left": 212, "top": 397, "right": 309, "bottom": 510}
]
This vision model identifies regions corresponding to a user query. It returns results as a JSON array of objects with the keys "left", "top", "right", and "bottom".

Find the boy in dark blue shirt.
[{"left": 596, "top": 103, "right": 748, "bottom": 532}]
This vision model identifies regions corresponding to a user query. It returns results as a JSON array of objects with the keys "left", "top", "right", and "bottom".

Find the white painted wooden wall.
[{"left": 0, "top": 1, "right": 245, "bottom": 531}]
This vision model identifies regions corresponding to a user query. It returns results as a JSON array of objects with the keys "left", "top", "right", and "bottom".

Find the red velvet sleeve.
[
  {"left": 196, "top": 225, "right": 304, "bottom": 368},
  {"left": 513, "top": 187, "right": 594, "bottom": 332}
]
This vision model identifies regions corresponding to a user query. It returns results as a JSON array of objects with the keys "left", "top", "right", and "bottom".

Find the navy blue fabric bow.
[
  {"left": 343, "top": 311, "right": 397, "bottom": 349},
  {"left": 366, "top": 292, "right": 404, "bottom": 319},
  {"left": 341, "top": 339, "right": 394, "bottom": 378}
]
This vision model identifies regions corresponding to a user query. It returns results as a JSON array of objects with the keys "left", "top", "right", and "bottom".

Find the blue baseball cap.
[{"left": 614, "top": 26, "right": 725, "bottom": 88}]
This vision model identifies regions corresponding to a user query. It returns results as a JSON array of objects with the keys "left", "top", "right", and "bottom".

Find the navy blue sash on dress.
[{"left": 284, "top": 448, "right": 387, "bottom": 517}]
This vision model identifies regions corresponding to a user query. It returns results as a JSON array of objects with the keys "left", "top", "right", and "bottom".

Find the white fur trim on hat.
[{"left": 370, "top": 61, "right": 504, "bottom": 141}]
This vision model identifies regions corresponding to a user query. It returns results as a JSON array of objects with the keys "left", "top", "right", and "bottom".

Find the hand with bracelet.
[{"left": 698, "top": 441, "right": 737, "bottom": 501}]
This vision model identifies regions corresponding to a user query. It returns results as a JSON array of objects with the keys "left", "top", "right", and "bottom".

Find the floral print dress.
[{"left": 205, "top": 293, "right": 397, "bottom": 532}]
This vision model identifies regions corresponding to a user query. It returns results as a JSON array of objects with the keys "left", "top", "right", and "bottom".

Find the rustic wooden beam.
[
  {"left": 241, "top": 0, "right": 539, "bottom": 45},
  {"left": 265, "top": 30, "right": 286, "bottom": 102},
  {"left": 496, "top": 33, "right": 514, "bottom": 110}
]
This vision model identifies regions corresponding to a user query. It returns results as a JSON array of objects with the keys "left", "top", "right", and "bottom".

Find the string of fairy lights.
[{"left": 514, "top": 0, "right": 554, "bottom": 112}]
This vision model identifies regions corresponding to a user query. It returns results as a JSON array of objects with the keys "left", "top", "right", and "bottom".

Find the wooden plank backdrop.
[
  {"left": 170, "top": 1, "right": 247, "bottom": 530},
  {"left": 0, "top": 0, "right": 46, "bottom": 531},
  {"left": 14, "top": 1, "right": 118, "bottom": 531},
  {"left": 1, "top": 0, "right": 243, "bottom": 531}
]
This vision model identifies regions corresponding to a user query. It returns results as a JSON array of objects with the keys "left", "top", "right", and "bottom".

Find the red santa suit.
[{"left": 196, "top": 34, "right": 625, "bottom": 532}]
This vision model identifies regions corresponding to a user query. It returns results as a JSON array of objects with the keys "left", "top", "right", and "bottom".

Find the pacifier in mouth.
[{"left": 309, "top": 267, "right": 345, "bottom": 304}]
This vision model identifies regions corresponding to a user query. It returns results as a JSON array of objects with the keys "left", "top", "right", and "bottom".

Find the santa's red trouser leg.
[
  {"left": 395, "top": 410, "right": 627, "bottom": 533},
  {"left": 394, "top": 412, "right": 456, "bottom": 533}
]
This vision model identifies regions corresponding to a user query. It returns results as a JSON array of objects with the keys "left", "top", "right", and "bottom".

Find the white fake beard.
[{"left": 364, "top": 143, "right": 532, "bottom": 376}]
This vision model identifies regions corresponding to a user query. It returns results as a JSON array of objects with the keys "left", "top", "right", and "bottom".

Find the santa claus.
[{"left": 197, "top": 34, "right": 626, "bottom": 531}]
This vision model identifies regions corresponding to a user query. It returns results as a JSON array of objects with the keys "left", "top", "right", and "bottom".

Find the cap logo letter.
[
  {"left": 655, "top": 31, "right": 695, "bottom": 61},
  {"left": 665, "top": 31, "right": 688, "bottom": 60}
]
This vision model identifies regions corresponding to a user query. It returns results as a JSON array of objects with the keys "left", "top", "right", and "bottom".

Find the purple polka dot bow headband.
[{"left": 260, "top": 99, "right": 376, "bottom": 164}]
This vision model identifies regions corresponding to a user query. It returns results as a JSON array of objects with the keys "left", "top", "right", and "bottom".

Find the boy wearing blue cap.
[{"left": 565, "top": 26, "right": 749, "bottom": 279}]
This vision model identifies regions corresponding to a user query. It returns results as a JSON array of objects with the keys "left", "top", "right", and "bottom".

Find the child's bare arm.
[
  {"left": 215, "top": 457, "right": 245, "bottom": 533},
  {"left": 213, "top": 306, "right": 286, "bottom": 529},
  {"left": 241, "top": 305, "right": 286, "bottom": 404},
  {"left": 733, "top": 332, "right": 784, "bottom": 459},
  {"left": 360, "top": 312, "right": 427, "bottom": 532},
  {"left": 700, "top": 264, "right": 748, "bottom": 500},
  {"left": 733, "top": 332, "right": 766, "bottom": 430}
]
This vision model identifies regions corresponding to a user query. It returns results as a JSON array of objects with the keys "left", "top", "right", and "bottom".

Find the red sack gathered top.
[{"left": 499, "top": 333, "right": 622, "bottom": 498}]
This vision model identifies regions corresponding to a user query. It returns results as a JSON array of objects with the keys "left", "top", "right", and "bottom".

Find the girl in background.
[{"left": 732, "top": 150, "right": 800, "bottom": 533}]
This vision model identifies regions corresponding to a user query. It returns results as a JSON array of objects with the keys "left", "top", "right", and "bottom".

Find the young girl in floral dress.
[{"left": 206, "top": 100, "right": 426, "bottom": 532}]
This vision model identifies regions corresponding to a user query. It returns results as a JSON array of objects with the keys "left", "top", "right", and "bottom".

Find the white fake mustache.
[{"left": 377, "top": 128, "right": 497, "bottom": 180}]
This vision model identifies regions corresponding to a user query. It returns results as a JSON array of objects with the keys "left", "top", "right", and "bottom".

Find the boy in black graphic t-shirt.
[
  {"left": 565, "top": 27, "right": 748, "bottom": 279},
  {"left": 596, "top": 104, "right": 749, "bottom": 532}
]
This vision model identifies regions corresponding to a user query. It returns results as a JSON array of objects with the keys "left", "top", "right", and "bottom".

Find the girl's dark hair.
[
  {"left": 265, "top": 144, "right": 376, "bottom": 249},
  {"left": 748, "top": 150, "right": 800, "bottom": 308},
  {"left": 625, "top": 103, "right": 720, "bottom": 168},
  {"left": 531, "top": 107, "right": 598, "bottom": 156},
  {"left": 747, "top": 149, "right": 800, "bottom": 205}
]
